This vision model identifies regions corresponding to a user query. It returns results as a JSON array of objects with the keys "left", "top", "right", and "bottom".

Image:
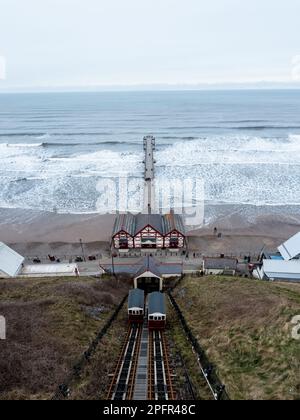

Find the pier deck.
[{"left": 143, "top": 136, "right": 156, "bottom": 214}]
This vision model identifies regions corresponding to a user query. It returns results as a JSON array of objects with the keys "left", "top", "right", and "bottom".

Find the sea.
[{"left": 0, "top": 90, "right": 300, "bottom": 216}]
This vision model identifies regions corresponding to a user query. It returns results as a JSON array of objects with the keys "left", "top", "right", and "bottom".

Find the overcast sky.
[{"left": 0, "top": 0, "right": 300, "bottom": 90}]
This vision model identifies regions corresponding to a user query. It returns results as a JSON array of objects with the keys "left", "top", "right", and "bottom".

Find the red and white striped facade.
[
  {"left": 134, "top": 225, "right": 164, "bottom": 249},
  {"left": 113, "top": 231, "right": 134, "bottom": 250},
  {"left": 112, "top": 213, "right": 185, "bottom": 250},
  {"left": 164, "top": 230, "right": 185, "bottom": 249}
]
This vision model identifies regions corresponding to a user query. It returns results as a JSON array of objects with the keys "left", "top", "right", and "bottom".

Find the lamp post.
[
  {"left": 79, "top": 238, "right": 86, "bottom": 262},
  {"left": 111, "top": 251, "right": 118, "bottom": 282}
]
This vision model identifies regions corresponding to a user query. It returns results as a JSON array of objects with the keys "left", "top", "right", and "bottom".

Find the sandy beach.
[
  {"left": 1, "top": 204, "right": 299, "bottom": 259},
  {"left": 188, "top": 203, "right": 300, "bottom": 255}
]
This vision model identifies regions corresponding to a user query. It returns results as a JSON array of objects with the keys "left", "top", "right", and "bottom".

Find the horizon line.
[{"left": 1, "top": 80, "right": 300, "bottom": 94}]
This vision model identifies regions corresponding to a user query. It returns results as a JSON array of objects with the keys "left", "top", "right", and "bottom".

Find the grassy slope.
[
  {"left": 71, "top": 307, "right": 128, "bottom": 400},
  {"left": 0, "top": 276, "right": 129, "bottom": 400},
  {"left": 173, "top": 276, "right": 300, "bottom": 400},
  {"left": 167, "top": 303, "right": 213, "bottom": 400}
]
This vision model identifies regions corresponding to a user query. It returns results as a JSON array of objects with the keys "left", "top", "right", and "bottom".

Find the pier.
[
  {"left": 112, "top": 136, "right": 186, "bottom": 252},
  {"left": 143, "top": 135, "right": 156, "bottom": 214}
]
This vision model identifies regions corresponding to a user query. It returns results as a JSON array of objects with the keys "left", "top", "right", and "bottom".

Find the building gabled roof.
[
  {"left": 162, "top": 213, "right": 185, "bottom": 235},
  {"left": 135, "top": 256, "right": 162, "bottom": 279},
  {"left": 148, "top": 292, "right": 166, "bottom": 315},
  {"left": 128, "top": 289, "right": 145, "bottom": 309},
  {"left": 101, "top": 257, "right": 182, "bottom": 278},
  {"left": 112, "top": 213, "right": 136, "bottom": 237},
  {"left": 0, "top": 242, "right": 24, "bottom": 277},
  {"left": 278, "top": 232, "right": 300, "bottom": 261},
  {"left": 134, "top": 214, "right": 163, "bottom": 235},
  {"left": 112, "top": 213, "right": 185, "bottom": 238}
]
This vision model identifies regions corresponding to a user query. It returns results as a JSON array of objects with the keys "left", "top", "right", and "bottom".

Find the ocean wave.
[
  {"left": 1, "top": 133, "right": 300, "bottom": 163},
  {"left": 164, "top": 125, "right": 300, "bottom": 130},
  {"left": 0, "top": 131, "right": 114, "bottom": 138},
  {"left": 1, "top": 126, "right": 299, "bottom": 142},
  {"left": 235, "top": 125, "right": 300, "bottom": 130},
  {"left": 4, "top": 142, "right": 44, "bottom": 148},
  {"left": 0, "top": 133, "right": 46, "bottom": 137},
  {"left": 10, "top": 177, "right": 28, "bottom": 183},
  {"left": 155, "top": 135, "right": 300, "bottom": 167},
  {"left": 1, "top": 132, "right": 299, "bottom": 212},
  {"left": 0, "top": 140, "right": 143, "bottom": 149},
  {"left": 160, "top": 136, "right": 199, "bottom": 140},
  {"left": 35, "top": 133, "right": 52, "bottom": 140},
  {"left": 222, "top": 120, "right": 267, "bottom": 123},
  {"left": 42, "top": 140, "right": 143, "bottom": 148}
]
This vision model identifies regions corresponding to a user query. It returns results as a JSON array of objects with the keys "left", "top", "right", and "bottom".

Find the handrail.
[{"left": 168, "top": 292, "right": 230, "bottom": 401}]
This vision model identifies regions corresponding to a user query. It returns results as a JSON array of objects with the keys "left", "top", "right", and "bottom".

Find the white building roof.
[
  {"left": 278, "top": 232, "right": 300, "bottom": 261},
  {"left": 0, "top": 242, "right": 24, "bottom": 277},
  {"left": 21, "top": 263, "right": 79, "bottom": 277},
  {"left": 262, "top": 259, "right": 300, "bottom": 280}
]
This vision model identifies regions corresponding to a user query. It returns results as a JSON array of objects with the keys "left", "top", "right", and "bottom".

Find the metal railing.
[{"left": 168, "top": 292, "right": 230, "bottom": 401}]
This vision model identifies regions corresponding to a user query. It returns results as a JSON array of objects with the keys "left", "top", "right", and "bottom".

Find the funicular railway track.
[
  {"left": 108, "top": 324, "right": 175, "bottom": 401},
  {"left": 148, "top": 330, "right": 175, "bottom": 400},
  {"left": 107, "top": 325, "right": 175, "bottom": 401},
  {"left": 107, "top": 324, "right": 142, "bottom": 400},
  {"left": 108, "top": 287, "right": 175, "bottom": 401}
]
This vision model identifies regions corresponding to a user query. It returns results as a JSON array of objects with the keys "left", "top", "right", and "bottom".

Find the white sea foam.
[
  {"left": 156, "top": 135, "right": 300, "bottom": 166},
  {"left": 0, "top": 135, "right": 299, "bottom": 213},
  {"left": 35, "top": 133, "right": 52, "bottom": 140},
  {"left": 4, "top": 142, "right": 44, "bottom": 148}
]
